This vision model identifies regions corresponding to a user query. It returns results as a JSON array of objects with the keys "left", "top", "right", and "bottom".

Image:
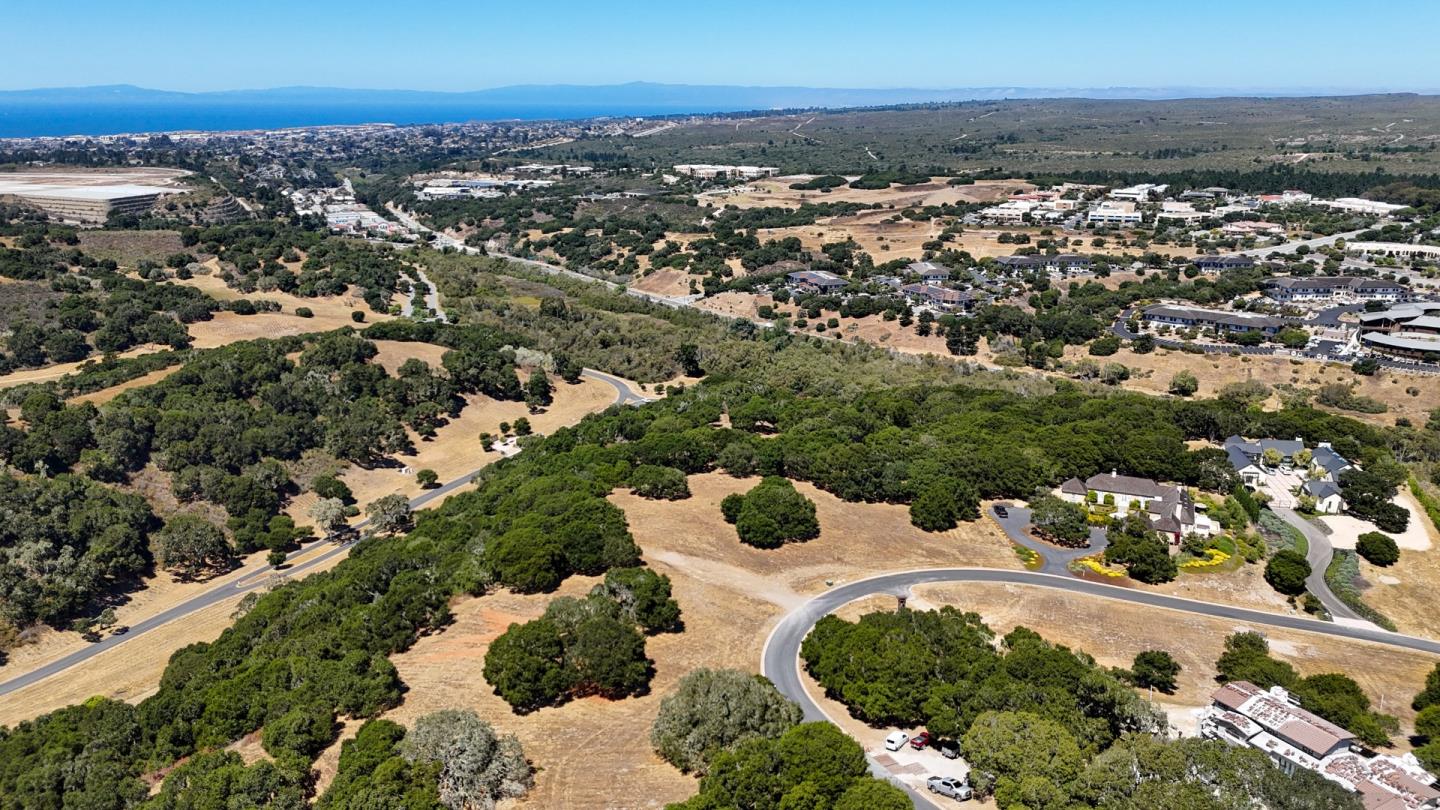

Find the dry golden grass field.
[
  {"left": 367, "top": 473, "right": 1022, "bottom": 808},
  {"left": 904, "top": 582, "right": 1438, "bottom": 741}
]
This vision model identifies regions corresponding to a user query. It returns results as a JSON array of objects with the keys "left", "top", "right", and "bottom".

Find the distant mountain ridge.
[{"left": 0, "top": 82, "right": 1425, "bottom": 138}]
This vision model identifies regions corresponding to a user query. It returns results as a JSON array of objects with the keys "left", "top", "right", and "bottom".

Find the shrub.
[
  {"left": 651, "top": 668, "right": 802, "bottom": 774},
  {"left": 351, "top": 310, "right": 365, "bottom": 323},
  {"left": 399, "top": 709, "right": 533, "bottom": 809},
  {"left": 1264, "top": 549, "right": 1311, "bottom": 596},
  {"left": 1356, "top": 531, "right": 1400, "bottom": 567},
  {"left": 1131, "top": 650, "right": 1181, "bottom": 693},
  {"left": 295, "top": 306, "right": 314, "bottom": 318},
  {"left": 629, "top": 464, "right": 691, "bottom": 500}
]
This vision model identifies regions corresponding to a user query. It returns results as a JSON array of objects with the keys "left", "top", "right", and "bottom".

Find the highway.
[
  {"left": 760, "top": 567, "right": 1440, "bottom": 808},
  {"left": 0, "top": 368, "right": 642, "bottom": 697}
]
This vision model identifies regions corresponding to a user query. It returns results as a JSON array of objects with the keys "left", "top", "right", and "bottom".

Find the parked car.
[
  {"left": 927, "top": 776, "right": 972, "bottom": 801},
  {"left": 910, "top": 731, "right": 932, "bottom": 750},
  {"left": 884, "top": 731, "right": 909, "bottom": 751},
  {"left": 112, "top": 626, "right": 129, "bottom": 636},
  {"left": 994, "top": 505, "right": 1009, "bottom": 518},
  {"left": 937, "top": 740, "right": 960, "bottom": 759}
]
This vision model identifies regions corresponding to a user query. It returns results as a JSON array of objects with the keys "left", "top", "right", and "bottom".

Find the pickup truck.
[{"left": 927, "top": 776, "right": 973, "bottom": 801}]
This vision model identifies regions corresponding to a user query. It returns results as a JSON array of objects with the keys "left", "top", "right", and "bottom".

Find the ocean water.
[{"left": 0, "top": 102, "right": 723, "bottom": 138}]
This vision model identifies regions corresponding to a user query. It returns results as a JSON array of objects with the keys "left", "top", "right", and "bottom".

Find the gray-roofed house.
[
  {"left": 786, "top": 269, "right": 847, "bottom": 294},
  {"left": 907, "top": 261, "right": 952, "bottom": 283},
  {"left": 1058, "top": 470, "right": 1213, "bottom": 544},
  {"left": 1303, "top": 480, "right": 1346, "bottom": 514},
  {"left": 1309, "top": 443, "right": 1354, "bottom": 482}
]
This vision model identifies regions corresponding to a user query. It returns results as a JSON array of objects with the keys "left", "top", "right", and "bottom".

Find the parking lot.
[{"left": 869, "top": 729, "right": 972, "bottom": 799}]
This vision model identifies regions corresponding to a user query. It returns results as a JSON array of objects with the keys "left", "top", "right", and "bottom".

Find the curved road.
[
  {"left": 0, "top": 368, "right": 643, "bottom": 697},
  {"left": 761, "top": 567, "right": 1440, "bottom": 808},
  {"left": 1270, "top": 504, "right": 1364, "bottom": 624}
]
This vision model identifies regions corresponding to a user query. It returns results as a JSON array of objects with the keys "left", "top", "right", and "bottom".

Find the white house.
[
  {"left": 1058, "top": 471, "right": 1213, "bottom": 544},
  {"left": 1303, "top": 480, "right": 1346, "bottom": 514}
]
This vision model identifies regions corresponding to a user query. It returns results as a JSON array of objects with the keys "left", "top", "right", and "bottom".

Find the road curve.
[
  {"left": 0, "top": 368, "right": 640, "bottom": 698},
  {"left": 761, "top": 567, "right": 1440, "bottom": 808}
]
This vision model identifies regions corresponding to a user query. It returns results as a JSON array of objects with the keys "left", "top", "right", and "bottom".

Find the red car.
[{"left": 909, "top": 731, "right": 931, "bottom": 750}]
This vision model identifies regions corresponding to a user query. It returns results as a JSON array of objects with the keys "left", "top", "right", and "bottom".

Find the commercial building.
[
  {"left": 991, "top": 254, "right": 1092, "bottom": 276},
  {"left": 1321, "top": 198, "right": 1409, "bottom": 216},
  {"left": 1193, "top": 255, "right": 1255, "bottom": 272},
  {"left": 1358, "top": 302, "right": 1440, "bottom": 360},
  {"left": 906, "top": 261, "right": 951, "bottom": 283},
  {"left": 901, "top": 283, "right": 976, "bottom": 312},
  {"left": 1347, "top": 242, "right": 1440, "bottom": 261},
  {"left": 673, "top": 164, "right": 780, "bottom": 180},
  {"left": 1264, "top": 276, "right": 1408, "bottom": 303},
  {"left": 1222, "top": 220, "right": 1286, "bottom": 238},
  {"left": 1108, "top": 183, "right": 1168, "bottom": 202},
  {"left": 1157, "top": 201, "right": 1207, "bottom": 223},
  {"left": 1201, "top": 682, "right": 1440, "bottom": 810},
  {"left": 1087, "top": 201, "right": 1144, "bottom": 225},
  {"left": 1141, "top": 304, "right": 1286, "bottom": 336}
]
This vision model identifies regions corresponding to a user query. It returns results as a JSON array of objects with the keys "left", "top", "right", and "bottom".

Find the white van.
[{"left": 884, "top": 731, "right": 909, "bottom": 751}]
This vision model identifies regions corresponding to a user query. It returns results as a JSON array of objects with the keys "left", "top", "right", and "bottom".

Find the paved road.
[
  {"left": 1239, "top": 229, "right": 1369, "bottom": 259},
  {"left": 990, "top": 504, "right": 1106, "bottom": 575},
  {"left": 1270, "top": 504, "right": 1365, "bottom": 624},
  {"left": 760, "top": 567, "right": 1440, "bottom": 809},
  {"left": 0, "top": 368, "right": 642, "bottom": 697}
]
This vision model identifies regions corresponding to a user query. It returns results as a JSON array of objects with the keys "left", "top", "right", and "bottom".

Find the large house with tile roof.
[{"left": 1058, "top": 470, "right": 1213, "bottom": 544}]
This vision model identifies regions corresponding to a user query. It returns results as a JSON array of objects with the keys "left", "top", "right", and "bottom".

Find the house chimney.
[{"left": 1111, "top": 469, "right": 1118, "bottom": 478}]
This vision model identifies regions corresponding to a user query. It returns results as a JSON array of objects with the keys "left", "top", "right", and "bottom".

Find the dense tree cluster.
[
  {"left": 801, "top": 608, "right": 1357, "bottom": 807},
  {"left": 667, "top": 722, "right": 909, "bottom": 810},
  {"left": 1103, "top": 512, "right": 1179, "bottom": 584},
  {"left": 483, "top": 573, "right": 680, "bottom": 712},
  {"left": 0, "top": 472, "right": 155, "bottom": 626},
  {"left": 720, "top": 477, "right": 820, "bottom": 549}
]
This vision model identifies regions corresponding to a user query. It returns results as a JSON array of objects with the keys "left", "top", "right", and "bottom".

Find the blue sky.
[{"left": 4, "top": 0, "right": 1438, "bottom": 92}]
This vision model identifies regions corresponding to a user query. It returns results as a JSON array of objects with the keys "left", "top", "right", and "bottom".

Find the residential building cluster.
[
  {"left": 1224, "top": 436, "right": 1353, "bottom": 513},
  {"left": 1201, "top": 681, "right": 1440, "bottom": 810}
]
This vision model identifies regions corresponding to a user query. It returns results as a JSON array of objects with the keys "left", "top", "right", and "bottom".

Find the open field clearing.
[
  {"left": 1322, "top": 489, "right": 1435, "bottom": 552},
  {"left": 67, "top": 366, "right": 183, "bottom": 405},
  {"left": 313, "top": 373, "right": 622, "bottom": 517},
  {"left": 0, "top": 346, "right": 158, "bottom": 389},
  {"left": 77, "top": 229, "right": 186, "bottom": 265},
  {"left": 714, "top": 176, "right": 1025, "bottom": 210},
  {"left": 369, "top": 473, "right": 1021, "bottom": 808},
  {"left": 174, "top": 266, "right": 403, "bottom": 320},
  {"left": 1354, "top": 498, "right": 1440, "bottom": 638},
  {"left": 1066, "top": 344, "right": 1440, "bottom": 427},
  {"left": 904, "top": 582, "right": 1438, "bottom": 738}
]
